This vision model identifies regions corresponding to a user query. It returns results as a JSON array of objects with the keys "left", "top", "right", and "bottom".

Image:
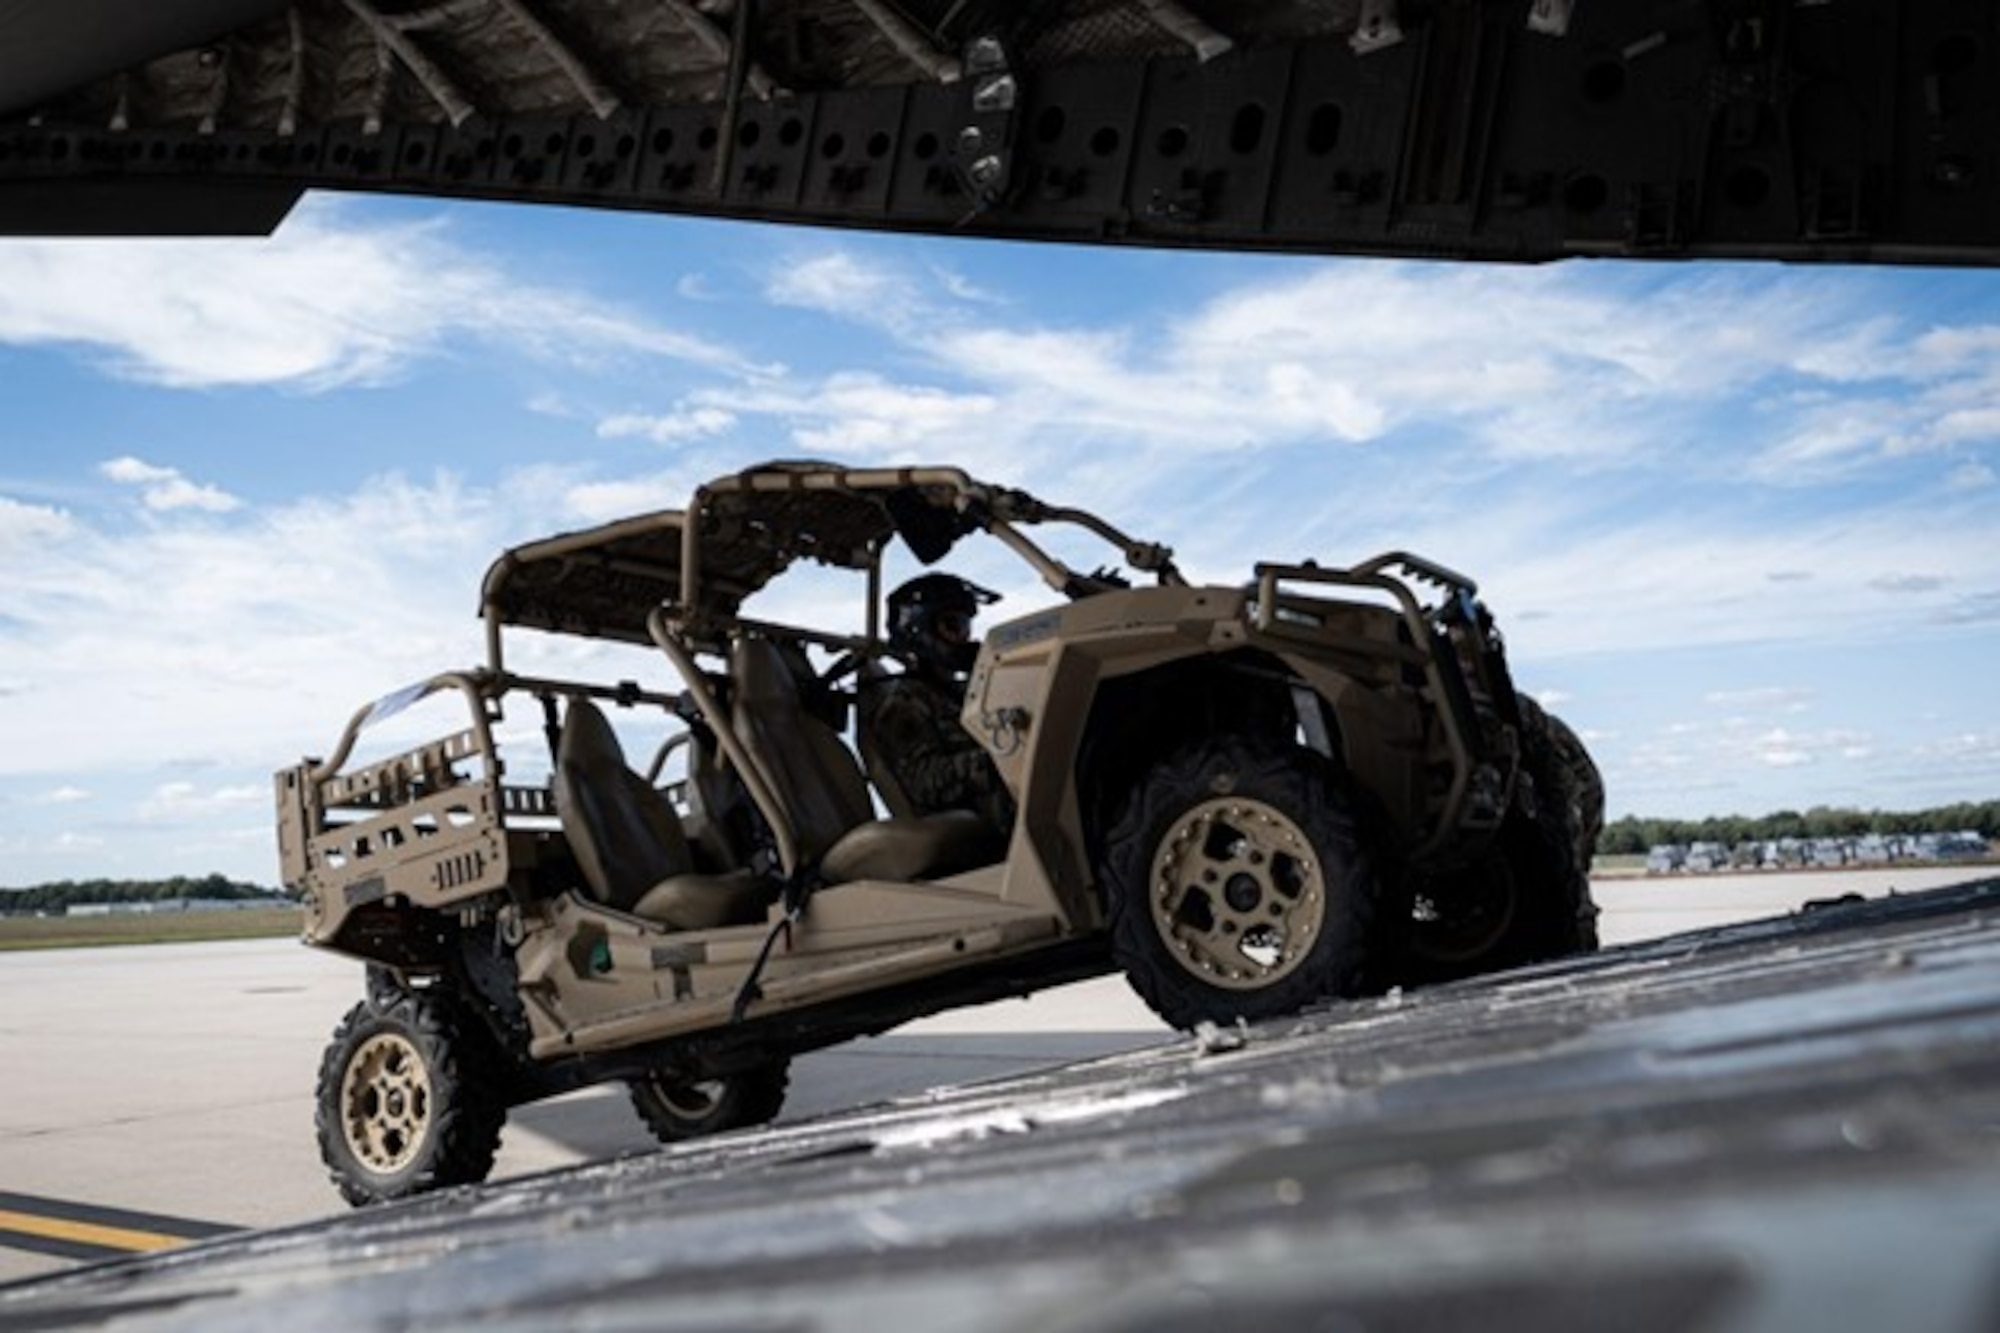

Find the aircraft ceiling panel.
[{"left": 0, "top": 0, "right": 1996, "bottom": 265}]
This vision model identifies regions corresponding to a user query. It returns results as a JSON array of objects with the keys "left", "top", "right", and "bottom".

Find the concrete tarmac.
[{"left": 0, "top": 863, "right": 1987, "bottom": 1284}]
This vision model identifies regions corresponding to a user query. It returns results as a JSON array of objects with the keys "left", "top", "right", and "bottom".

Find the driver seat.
[
  {"left": 729, "top": 637, "right": 1000, "bottom": 882},
  {"left": 552, "top": 698, "right": 771, "bottom": 930}
]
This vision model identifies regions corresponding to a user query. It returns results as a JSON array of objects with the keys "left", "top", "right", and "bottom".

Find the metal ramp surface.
[{"left": 6, "top": 878, "right": 2000, "bottom": 1333}]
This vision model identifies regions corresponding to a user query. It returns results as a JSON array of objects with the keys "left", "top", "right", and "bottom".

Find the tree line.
[
  {"left": 0, "top": 874, "right": 292, "bottom": 914},
  {"left": 1598, "top": 801, "right": 2000, "bottom": 856}
]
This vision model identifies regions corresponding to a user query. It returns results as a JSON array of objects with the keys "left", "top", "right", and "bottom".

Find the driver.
[{"left": 859, "top": 573, "right": 1015, "bottom": 837}]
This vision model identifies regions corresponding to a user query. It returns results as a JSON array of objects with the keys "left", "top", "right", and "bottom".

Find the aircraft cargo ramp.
[{"left": 6, "top": 878, "right": 2000, "bottom": 1333}]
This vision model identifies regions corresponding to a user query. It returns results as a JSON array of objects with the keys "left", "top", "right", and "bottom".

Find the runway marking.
[{"left": 0, "top": 1192, "right": 236, "bottom": 1263}]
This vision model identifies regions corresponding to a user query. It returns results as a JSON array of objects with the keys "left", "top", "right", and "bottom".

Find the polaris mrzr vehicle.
[{"left": 278, "top": 460, "right": 1602, "bottom": 1205}]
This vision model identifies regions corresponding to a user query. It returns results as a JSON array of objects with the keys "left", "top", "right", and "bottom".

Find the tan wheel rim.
[
  {"left": 1149, "top": 797, "right": 1325, "bottom": 991},
  {"left": 340, "top": 1032, "right": 433, "bottom": 1174}
]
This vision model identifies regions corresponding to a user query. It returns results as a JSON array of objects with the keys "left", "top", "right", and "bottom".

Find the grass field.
[{"left": 0, "top": 908, "right": 301, "bottom": 952}]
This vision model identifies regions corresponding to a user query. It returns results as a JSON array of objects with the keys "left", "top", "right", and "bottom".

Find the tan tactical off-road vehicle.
[{"left": 278, "top": 460, "right": 1601, "bottom": 1205}]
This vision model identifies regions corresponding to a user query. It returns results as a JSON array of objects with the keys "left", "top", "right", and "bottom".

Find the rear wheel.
[
  {"left": 628, "top": 1062, "right": 790, "bottom": 1144},
  {"left": 1100, "top": 739, "right": 1382, "bottom": 1029},
  {"left": 314, "top": 992, "right": 506, "bottom": 1206},
  {"left": 1409, "top": 850, "right": 1521, "bottom": 967},
  {"left": 1404, "top": 699, "right": 1601, "bottom": 985}
]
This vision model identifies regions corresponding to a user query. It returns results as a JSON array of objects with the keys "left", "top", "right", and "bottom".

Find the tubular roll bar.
[
  {"left": 645, "top": 605, "right": 803, "bottom": 878},
  {"left": 310, "top": 672, "right": 499, "bottom": 785},
  {"left": 1251, "top": 556, "right": 1490, "bottom": 860}
]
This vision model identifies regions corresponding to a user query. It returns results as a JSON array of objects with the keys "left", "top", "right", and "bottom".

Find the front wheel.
[
  {"left": 628, "top": 1062, "right": 790, "bottom": 1144},
  {"left": 314, "top": 993, "right": 507, "bottom": 1206},
  {"left": 1099, "top": 740, "right": 1384, "bottom": 1029}
]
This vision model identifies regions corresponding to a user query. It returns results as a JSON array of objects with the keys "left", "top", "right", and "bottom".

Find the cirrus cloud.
[{"left": 0, "top": 200, "right": 756, "bottom": 390}]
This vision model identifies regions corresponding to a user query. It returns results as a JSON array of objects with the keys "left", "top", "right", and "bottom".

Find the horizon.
[
  {"left": 2, "top": 193, "right": 1997, "bottom": 886},
  {"left": 5, "top": 800, "right": 1996, "bottom": 895}
]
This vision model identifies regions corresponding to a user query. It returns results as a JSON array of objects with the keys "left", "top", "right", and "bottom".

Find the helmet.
[{"left": 887, "top": 573, "right": 999, "bottom": 676}]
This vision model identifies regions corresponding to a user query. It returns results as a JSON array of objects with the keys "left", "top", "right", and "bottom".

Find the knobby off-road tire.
[
  {"left": 1405, "top": 698, "right": 1603, "bottom": 985},
  {"left": 314, "top": 992, "right": 507, "bottom": 1207},
  {"left": 628, "top": 1062, "right": 790, "bottom": 1144},
  {"left": 1100, "top": 739, "right": 1383, "bottom": 1030},
  {"left": 1535, "top": 701, "right": 1606, "bottom": 931}
]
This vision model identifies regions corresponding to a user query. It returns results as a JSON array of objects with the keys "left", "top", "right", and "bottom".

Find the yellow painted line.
[{"left": 0, "top": 1208, "right": 186, "bottom": 1254}]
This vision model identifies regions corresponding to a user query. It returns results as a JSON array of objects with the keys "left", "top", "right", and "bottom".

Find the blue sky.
[{"left": 2, "top": 193, "right": 1997, "bottom": 887}]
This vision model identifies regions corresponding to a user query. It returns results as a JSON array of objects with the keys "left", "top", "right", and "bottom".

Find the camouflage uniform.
[{"left": 860, "top": 676, "right": 1016, "bottom": 836}]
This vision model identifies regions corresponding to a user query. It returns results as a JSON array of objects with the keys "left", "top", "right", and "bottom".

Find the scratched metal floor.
[{"left": 7, "top": 878, "right": 2000, "bottom": 1333}]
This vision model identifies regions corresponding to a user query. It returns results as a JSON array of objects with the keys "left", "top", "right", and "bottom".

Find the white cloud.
[
  {"left": 1608, "top": 710, "right": 1895, "bottom": 815},
  {"left": 560, "top": 473, "right": 705, "bottom": 523},
  {"left": 1931, "top": 407, "right": 2000, "bottom": 445},
  {"left": 1871, "top": 573, "right": 1946, "bottom": 594},
  {"left": 790, "top": 375, "right": 1000, "bottom": 453},
  {"left": 100, "top": 456, "right": 243, "bottom": 513},
  {"left": 738, "top": 252, "right": 1996, "bottom": 480},
  {"left": 605, "top": 374, "right": 1003, "bottom": 464},
  {"left": 1910, "top": 325, "right": 2000, "bottom": 371},
  {"left": 1938, "top": 592, "right": 2000, "bottom": 626},
  {"left": 138, "top": 782, "right": 265, "bottom": 823},
  {"left": 573, "top": 247, "right": 2000, "bottom": 673},
  {"left": 1758, "top": 742, "right": 1814, "bottom": 768},
  {"left": 768, "top": 252, "right": 890, "bottom": 310},
  {"left": 931, "top": 264, "right": 1004, "bottom": 307},
  {"left": 525, "top": 391, "right": 582, "bottom": 419},
  {"left": 0, "top": 470, "right": 516, "bottom": 780},
  {"left": 765, "top": 251, "right": 929, "bottom": 333},
  {"left": 0, "top": 200, "right": 753, "bottom": 389},
  {"left": 598, "top": 406, "right": 739, "bottom": 446},
  {"left": 0, "top": 495, "right": 74, "bottom": 548},
  {"left": 764, "top": 249, "right": 1012, "bottom": 347},
  {"left": 1372, "top": 478, "right": 2000, "bottom": 667},
  {"left": 100, "top": 458, "right": 176, "bottom": 485},
  {"left": 1753, "top": 398, "right": 1915, "bottom": 480},
  {"left": 1704, "top": 688, "right": 1814, "bottom": 713},
  {"left": 1915, "top": 730, "right": 2000, "bottom": 767},
  {"left": 1746, "top": 726, "right": 1873, "bottom": 770}
]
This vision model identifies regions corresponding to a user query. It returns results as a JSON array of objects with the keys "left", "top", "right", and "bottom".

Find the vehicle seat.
[
  {"left": 729, "top": 637, "right": 1000, "bottom": 882},
  {"left": 552, "top": 698, "right": 770, "bottom": 930},
  {"left": 678, "top": 726, "right": 751, "bottom": 872}
]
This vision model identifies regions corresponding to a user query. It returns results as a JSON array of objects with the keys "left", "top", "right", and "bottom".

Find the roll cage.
[
  {"left": 467, "top": 463, "right": 1184, "bottom": 877},
  {"left": 284, "top": 460, "right": 1513, "bottom": 939}
]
